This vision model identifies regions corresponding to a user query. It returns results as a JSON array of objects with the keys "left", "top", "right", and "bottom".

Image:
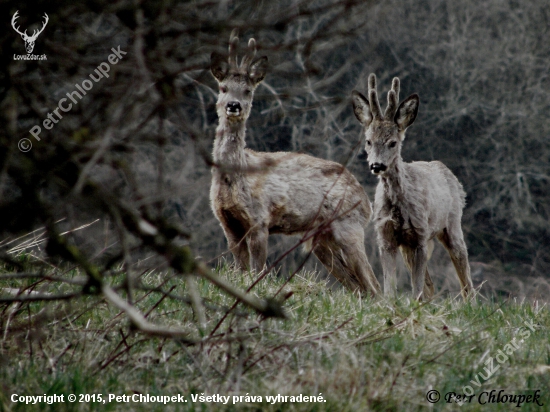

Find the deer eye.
[
  {"left": 244, "top": 89, "right": 251, "bottom": 96},
  {"left": 220, "top": 86, "right": 227, "bottom": 93},
  {"left": 366, "top": 140, "right": 372, "bottom": 146},
  {"left": 389, "top": 141, "right": 397, "bottom": 148}
]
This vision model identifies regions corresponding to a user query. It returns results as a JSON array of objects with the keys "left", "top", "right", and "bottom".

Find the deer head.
[
  {"left": 210, "top": 29, "right": 268, "bottom": 124},
  {"left": 12, "top": 11, "right": 49, "bottom": 54},
  {"left": 352, "top": 74, "right": 419, "bottom": 175}
]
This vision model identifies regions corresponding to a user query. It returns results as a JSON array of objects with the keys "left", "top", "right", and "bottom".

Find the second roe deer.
[
  {"left": 351, "top": 74, "right": 474, "bottom": 300},
  {"left": 209, "top": 30, "right": 380, "bottom": 295}
]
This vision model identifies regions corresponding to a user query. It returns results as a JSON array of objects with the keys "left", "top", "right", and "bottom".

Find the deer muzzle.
[
  {"left": 370, "top": 162, "right": 387, "bottom": 175},
  {"left": 226, "top": 101, "right": 242, "bottom": 117}
]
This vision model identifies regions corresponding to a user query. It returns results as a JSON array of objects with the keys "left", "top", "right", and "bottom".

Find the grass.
[{"left": 0, "top": 265, "right": 549, "bottom": 411}]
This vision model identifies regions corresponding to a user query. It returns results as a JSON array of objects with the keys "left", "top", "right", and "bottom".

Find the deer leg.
[
  {"left": 380, "top": 246, "right": 398, "bottom": 298},
  {"left": 247, "top": 226, "right": 268, "bottom": 274},
  {"left": 437, "top": 228, "right": 474, "bottom": 301},
  {"left": 224, "top": 231, "right": 250, "bottom": 271},
  {"left": 400, "top": 245, "right": 434, "bottom": 300},
  {"left": 344, "top": 240, "right": 380, "bottom": 296},
  {"left": 425, "top": 239, "right": 435, "bottom": 298},
  {"left": 219, "top": 216, "right": 250, "bottom": 271},
  {"left": 411, "top": 245, "right": 429, "bottom": 301},
  {"left": 312, "top": 239, "right": 347, "bottom": 286},
  {"left": 311, "top": 236, "right": 357, "bottom": 293},
  {"left": 337, "top": 236, "right": 380, "bottom": 296},
  {"left": 332, "top": 221, "right": 380, "bottom": 296},
  {"left": 313, "top": 225, "right": 380, "bottom": 296},
  {"left": 423, "top": 267, "right": 435, "bottom": 299}
]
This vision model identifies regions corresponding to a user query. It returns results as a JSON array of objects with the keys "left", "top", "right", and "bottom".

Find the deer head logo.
[{"left": 11, "top": 11, "right": 49, "bottom": 54}]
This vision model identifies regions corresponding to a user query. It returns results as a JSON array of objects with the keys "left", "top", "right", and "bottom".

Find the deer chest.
[
  {"left": 211, "top": 175, "right": 253, "bottom": 228},
  {"left": 379, "top": 204, "right": 419, "bottom": 247},
  {"left": 212, "top": 174, "right": 241, "bottom": 206}
]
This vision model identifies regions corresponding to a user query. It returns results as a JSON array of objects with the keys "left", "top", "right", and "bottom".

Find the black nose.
[
  {"left": 370, "top": 163, "right": 387, "bottom": 174},
  {"left": 226, "top": 102, "right": 241, "bottom": 112}
]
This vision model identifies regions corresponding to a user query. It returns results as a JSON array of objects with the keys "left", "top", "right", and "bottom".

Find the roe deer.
[
  {"left": 209, "top": 30, "right": 380, "bottom": 295},
  {"left": 351, "top": 74, "right": 474, "bottom": 300}
]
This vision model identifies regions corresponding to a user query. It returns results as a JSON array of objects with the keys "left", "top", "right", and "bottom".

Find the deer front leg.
[
  {"left": 380, "top": 246, "right": 398, "bottom": 298},
  {"left": 411, "top": 244, "right": 429, "bottom": 301},
  {"left": 401, "top": 245, "right": 434, "bottom": 299},
  {"left": 226, "top": 235, "right": 250, "bottom": 271},
  {"left": 248, "top": 226, "right": 268, "bottom": 274},
  {"left": 219, "top": 221, "right": 250, "bottom": 271}
]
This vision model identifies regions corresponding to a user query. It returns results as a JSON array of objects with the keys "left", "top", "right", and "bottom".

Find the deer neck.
[
  {"left": 380, "top": 157, "right": 407, "bottom": 206},
  {"left": 213, "top": 119, "right": 248, "bottom": 172}
]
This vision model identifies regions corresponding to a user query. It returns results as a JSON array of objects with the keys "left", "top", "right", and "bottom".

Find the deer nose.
[
  {"left": 370, "top": 163, "right": 387, "bottom": 174},
  {"left": 226, "top": 102, "right": 241, "bottom": 113}
]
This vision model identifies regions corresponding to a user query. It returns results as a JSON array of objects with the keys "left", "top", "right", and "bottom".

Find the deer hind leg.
[
  {"left": 336, "top": 225, "right": 380, "bottom": 296},
  {"left": 312, "top": 230, "right": 380, "bottom": 296},
  {"left": 437, "top": 227, "right": 474, "bottom": 301},
  {"left": 400, "top": 243, "right": 434, "bottom": 300},
  {"left": 340, "top": 231, "right": 380, "bottom": 296}
]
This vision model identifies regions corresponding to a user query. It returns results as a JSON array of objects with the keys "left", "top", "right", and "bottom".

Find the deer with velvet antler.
[
  {"left": 352, "top": 74, "right": 474, "bottom": 301},
  {"left": 209, "top": 30, "right": 380, "bottom": 295}
]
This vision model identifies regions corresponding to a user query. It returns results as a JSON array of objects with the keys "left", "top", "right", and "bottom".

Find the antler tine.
[
  {"left": 11, "top": 10, "right": 18, "bottom": 25},
  {"left": 240, "top": 38, "right": 257, "bottom": 69},
  {"left": 391, "top": 77, "right": 400, "bottom": 102},
  {"left": 367, "top": 73, "right": 383, "bottom": 120},
  {"left": 384, "top": 77, "right": 401, "bottom": 120},
  {"left": 11, "top": 10, "right": 27, "bottom": 37},
  {"left": 228, "top": 29, "right": 239, "bottom": 70},
  {"left": 29, "top": 13, "right": 49, "bottom": 40}
]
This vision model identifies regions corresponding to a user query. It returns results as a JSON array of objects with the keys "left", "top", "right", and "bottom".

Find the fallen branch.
[{"left": 101, "top": 285, "right": 196, "bottom": 343}]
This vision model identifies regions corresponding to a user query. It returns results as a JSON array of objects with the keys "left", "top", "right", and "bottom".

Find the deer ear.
[
  {"left": 248, "top": 56, "right": 268, "bottom": 85},
  {"left": 394, "top": 94, "right": 419, "bottom": 131},
  {"left": 351, "top": 91, "right": 373, "bottom": 126},
  {"left": 211, "top": 52, "right": 229, "bottom": 82}
]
